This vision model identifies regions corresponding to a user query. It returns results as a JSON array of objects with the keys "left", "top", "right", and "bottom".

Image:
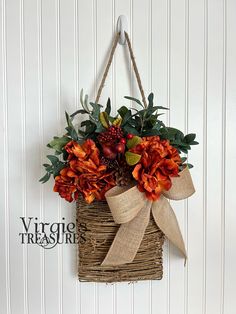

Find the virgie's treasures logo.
[{"left": 19, "top": 217, "right": 79, "bottom": 249}]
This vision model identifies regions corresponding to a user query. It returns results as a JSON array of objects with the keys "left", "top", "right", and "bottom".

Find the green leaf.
[
  {"left": 181, "top": 157, "right": 187, "bottom": 163},
  {"left": 39, "top": 172, "right": 51, "bottom": 183},
  {"left": 155, "top": 106, "right": 169, "bottom": 110},
  {"left": 48, "top": 136, "right": 70, "bottom": 152},
  {"left": 146, "top": 106, "right": 161, "bottom": 116},
  {"left": 131, "top": 106, "right": 163, "bottom": 120},
  {"left": 125, "top": 152, "right": 141, "bottom": 166},
  {"left": 123, "top": 125, "right": 140, "bottom": 135},
  {"left": 141, "top": 129, "right": 160, "bottom": 136},
  {"left": 121, "top": 110, "right": 132, "bottom": 125},
  {"left": 53, "top": 162, "right": 66, "bottom": 177},
  {"left": 47, "top": 155, "right": 59, "bottom": 164},
  {"left": 43, "top": 163, "right": 50, "bottom": 167},
  {"left": 126, "top": 136, "right": 142, "bottom": 149},
  {"left": 44, "top": 164, "right": 53, "bottom": 171},
  {"left": 81, "top": 120, "right": 92, "bottom": 127},
  {"left": 118, "top": 106, "right": 129, "bottom": 118},
  {"left": 70, "top": 109, "right": 88, "bottom": 118},
  {"left": 179, "top": 147, "right": 188, "bottom": 154},
  {"left": 148, "top": 93, "right": 154, "bottom": 109},
  {"left": 161, "top": 127, "right": 184, "bottom": 140},
  {"left": 81, "top": 120, "right": 96, "bottom": 135},
  {"left": 65, "top": 111, "right": 73, "bottom": 128},
  {"left": 124, "top": 96, "right": 144, "bottom": 108},
  {"left": 90, "top": 102, "right": 102, "bottom": 120},
  {"left": 78, "top": 128, "right": 85, "bottom": 135},
  {"left": 84, "top": 94, "right": 89, "bottom": 111},
  {"left": 80, "top": 89, "right": 90, "bottom": 112},
  {"left": 187, "top": 163, "right": 193, "bottom": 169},
  {"left": 179, "top": 142, "right": 191, "bottom": 149},
  {"left": 105, "top": 98, "right": 111, "bottom": 115},
  {"left": 62, "top": 150, "right": 69, "bottom": 161},
  {"left": 184, "top": 133, "right": 196, "bottom": 143},
  {"left": 65, "top": 126, "right": 78, "bottom": 141},
  {"left": 190, "top": 140, "right": 199, "bottom": 145}
]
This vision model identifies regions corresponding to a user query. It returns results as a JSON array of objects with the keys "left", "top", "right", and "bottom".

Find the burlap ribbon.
[{"left": 101, "top": 167, "right": 195, "bottom": 266}]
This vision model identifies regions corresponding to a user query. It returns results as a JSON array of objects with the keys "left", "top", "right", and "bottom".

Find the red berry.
[
  {"left": 127, "top": 133, "right": 134, "bottom": 139},
  {"left": 102, "top": 146, "right": 117, "bottom": 160},
  {"left": 115, "top": 143, "right": 125, "bottom": 154},
  {"left": 120, "top": 138, "right": 126, "bottom": 144}
]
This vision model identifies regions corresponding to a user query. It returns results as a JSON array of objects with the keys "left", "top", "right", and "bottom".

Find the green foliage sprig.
[
  {"left": 39, "top": 155, "right": 67, "bottom": 183},
  {"left": 40, "top": 90, "right": 198, "bottom": 183}
]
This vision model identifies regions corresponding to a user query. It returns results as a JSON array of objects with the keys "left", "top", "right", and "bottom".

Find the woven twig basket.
[{"left": 77, "top": 197, "right": 165, "bottom": 283}]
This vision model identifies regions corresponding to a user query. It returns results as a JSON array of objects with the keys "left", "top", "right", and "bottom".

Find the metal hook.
[{"left": 116, "top": 15, "right": 128, "bottom": 45}]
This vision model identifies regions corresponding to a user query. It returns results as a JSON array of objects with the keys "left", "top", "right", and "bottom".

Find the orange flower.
[
  {"left": 53, "top": 167, "right": 78, "bottom": 202},
  {"left": 130, "top": 136, "right": 181, "bottom": 201},
  {"left": 53, "top": 139, "right": 115, "bottom": 203}
]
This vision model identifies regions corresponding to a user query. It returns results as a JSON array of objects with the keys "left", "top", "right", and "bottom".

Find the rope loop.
[{"left": 95, "top": 32, "right": 147, "bottom": 108}]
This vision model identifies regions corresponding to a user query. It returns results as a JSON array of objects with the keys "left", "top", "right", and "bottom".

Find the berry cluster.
[
  {"left": 97, "top": 126, "right": 134, "bottom": 160},
  {"left": 98, "top": 126, "right": 124, "bottom": 144}
]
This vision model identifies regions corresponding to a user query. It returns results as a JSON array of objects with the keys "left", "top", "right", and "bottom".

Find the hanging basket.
[
  {"left": 77, "top": 197, "right": 164, "bottom": 282},
  {"left": 40, "top": 28, "right": 197, "bottom": 283}
]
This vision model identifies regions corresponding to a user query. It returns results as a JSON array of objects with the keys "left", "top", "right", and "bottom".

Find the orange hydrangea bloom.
[
  {"left": 53, "top": 139, "right": 115, "bottom": 203},
  {"left": 130, "top": 136, "right": 181, "bottom": 201}
]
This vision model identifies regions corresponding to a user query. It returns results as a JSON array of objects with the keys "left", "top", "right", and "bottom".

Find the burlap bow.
[{"left": 101, "top": 167, "right": 195, "bottom": 266}]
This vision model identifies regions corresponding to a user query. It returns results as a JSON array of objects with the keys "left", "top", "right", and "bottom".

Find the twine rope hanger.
[{"left": 95, "top": 31, "right": 148, "bottom": 108}]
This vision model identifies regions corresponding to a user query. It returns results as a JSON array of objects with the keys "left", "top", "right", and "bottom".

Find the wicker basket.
[{"left": 77, "top": 197, "right": 165, "bottom": 283}]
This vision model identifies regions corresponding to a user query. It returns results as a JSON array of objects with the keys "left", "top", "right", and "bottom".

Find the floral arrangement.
[{"left": 40, "top": 90, "right": 198, "bottom": 204}]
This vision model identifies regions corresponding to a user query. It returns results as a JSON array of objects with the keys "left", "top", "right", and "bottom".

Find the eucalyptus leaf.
[
  {"left": 80, "top": 89, "right": 90, "bottom": 112},
  {"left": 124, "top": 96, "right": 144, "bottom": 108},
  {"left": 105, "top": 98, "right": 111, "bottom": 115},
  {"left": 48, "top": 136, "right": 70, "bottom": 152},
  {"left": 184, "top": 133, "right": 196, "bottom": 143},
  {"left": 47, "top": 155, "right": 59, "bottom": 164},
  {"left": 70, "top": 109, "right": 88, "bottom": 118},
  {"left": 190, "top": 140, "right": 199, "bottom": 145},
  {"left": 39, "top": 172, "right": 51, "bottom": 183}
]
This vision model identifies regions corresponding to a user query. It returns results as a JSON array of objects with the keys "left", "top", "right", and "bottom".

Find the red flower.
[
  {"left": 53, "top": 139, "right": 115, "bottom": 203},
  {"left": 130, "top": 136, "right": 181, "bottom": 201}
]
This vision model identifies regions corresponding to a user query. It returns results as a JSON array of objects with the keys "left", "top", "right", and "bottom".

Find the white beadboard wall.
[{"left": 0, "top": 0, "right": 236, "bottom": 314}]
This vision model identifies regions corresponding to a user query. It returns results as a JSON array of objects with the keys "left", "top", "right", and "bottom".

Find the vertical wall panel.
[
  {"left": 58, "top": 1, "right": 78, "bottom": 314},
  {"left": 188, "top": 1, "right": 205, "bottom": 314},
  {"left": 206, "top": 0, "right": 224, "bottom": 313},
  {"left": 0, "top": 0, "right": 10, "bottom": 313},
  {"left": 0, "top": 1, "right": 236, "bottom": 314},
  {"left": 169, "top": 1, "right": 186, "bottom": 313},
  {"left": 78, "top": 1, "right": 96, "bottom": 313},
  {"left": 5, "top": 0, "right": 24, "bottom": 313},
  {"left": 224, "top": 0, "right": 236, "bottom": 313},
  {"left": 24, "top": 1, "right": 41, "bottom": 313},
  {"left": 41, "top": 1, "right": 60, "bottom": 313}
]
